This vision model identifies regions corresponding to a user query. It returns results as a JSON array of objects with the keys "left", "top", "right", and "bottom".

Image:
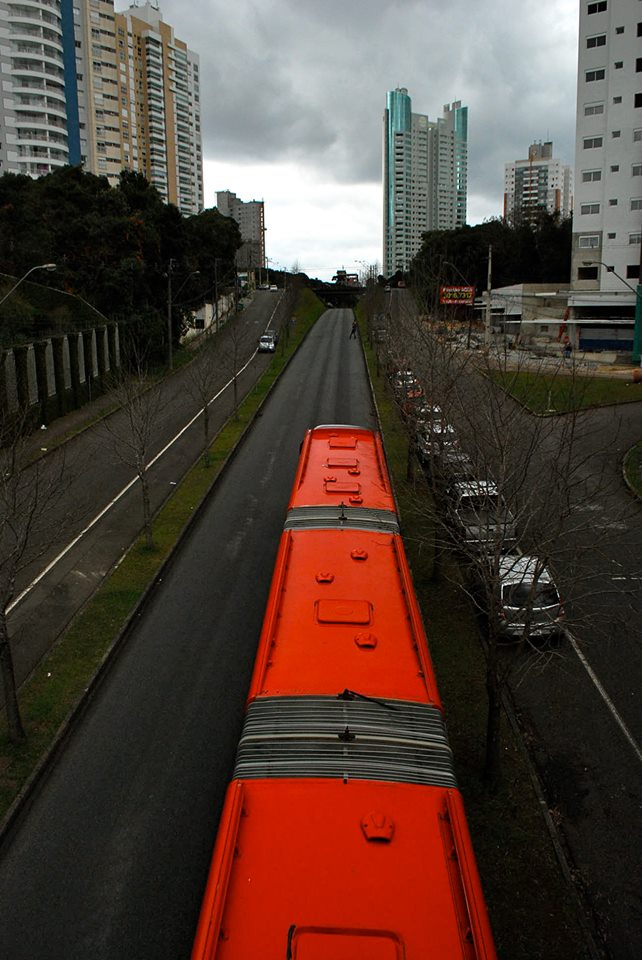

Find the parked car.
[
  {"left": 258, "top": 332, "right": 276, "bottom": 353},
  {"left": 391, "top": 369, "right": 416, "bottom": 394},
  {"left": 402, "top": 399, "right": 440, "bottom": 425},
  {"left": 432, "top": 449, "right": 477, "bottom": 486},
  {"left": 416, "top": 421, "right": 457, "bottom": 460},
  {"left": 493, "top": 555, "right": 564, "bottom": 641},
  {"left": 447, "top": 479, "right": 517, "bottom": 553}
]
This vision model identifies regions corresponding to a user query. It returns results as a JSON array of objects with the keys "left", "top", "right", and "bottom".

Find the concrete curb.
[{"left": 622, "top": 442, "right": 642, "bottom": 501}]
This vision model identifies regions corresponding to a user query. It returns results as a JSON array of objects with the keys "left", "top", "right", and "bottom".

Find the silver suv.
[
  {"left": 448, "top": 479, "right": 517, "bottom": 553},
  {"left": 495, "top": 555, "right": 564, "bottom": 640}
]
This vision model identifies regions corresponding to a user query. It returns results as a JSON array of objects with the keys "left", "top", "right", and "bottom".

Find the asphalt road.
[
  {"left": 6, "top": 290, "right": 284, "bottom": 695},
  {"left": 0, "top": 308, "right": 376, "bottom": 959},
  {"left": 508, "top": 400, "right": 642, "bottom": 960}
]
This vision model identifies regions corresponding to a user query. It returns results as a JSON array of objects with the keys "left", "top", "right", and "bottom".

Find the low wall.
[{"left": 1, "top": 324, "right": 120, "bottom": 425}]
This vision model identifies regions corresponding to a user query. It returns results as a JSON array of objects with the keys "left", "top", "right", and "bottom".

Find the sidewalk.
[{"left": 26, "top": 388, "right": 120, "bottom": 461}]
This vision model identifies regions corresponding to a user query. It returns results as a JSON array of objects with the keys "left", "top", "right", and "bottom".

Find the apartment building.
[
  {"left": 0, "top": 0, "right": 70, "bottom": 176},
  {"left": 0, "top": 0, "right": 203, "bottom": 214},
  {"left": 114, "top": 2, "right": 202, "bottom": 213},
  {"left": 504, "top": 141, "right": 573, "bottom": 225},
  {"left": 217, "top": 190, "right": 265, "bottom": 270},
  {"left": 568, "top": 0, "right": 641, "bottom": 353},
  {"left": 383, "top": 87, "right": 468, "bottom": 276}
]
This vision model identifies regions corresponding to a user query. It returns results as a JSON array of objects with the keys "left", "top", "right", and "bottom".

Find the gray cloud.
[{"left": 118, "top": 0, "right": 579, "bottom": 221}]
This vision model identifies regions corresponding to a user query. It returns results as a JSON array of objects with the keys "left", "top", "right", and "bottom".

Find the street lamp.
[
  {"left": 0, "top": 263, "right": 56, "bottom": 309},
  {"left": 166, "top": 263, "right": 200, "bottom": 370},
  {"left": 583, "top": 260, "right": 642, "bottom": 363}
]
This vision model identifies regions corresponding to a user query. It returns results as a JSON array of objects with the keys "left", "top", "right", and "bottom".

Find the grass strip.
[
  {"left": 358, "top": 314, "right": 592, "bottom": 959},
  {"left": 0, "top": 287, "right": 325, "bottom": 817},
  {"left": 490, "top": 367, "right": 642, "bottom": 413}
]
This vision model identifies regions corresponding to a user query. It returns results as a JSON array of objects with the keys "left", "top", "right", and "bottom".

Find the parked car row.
[{"left": 389, "top": 366, "right": 564, "bottom": 643}]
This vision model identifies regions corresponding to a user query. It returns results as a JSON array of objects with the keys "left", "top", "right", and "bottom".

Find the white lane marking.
[
  {"left": 567, "top": 630, "right": 642, "bottom": 764},
  {"left": 8, "top": 349, "right": 259, "bottom": 614}
]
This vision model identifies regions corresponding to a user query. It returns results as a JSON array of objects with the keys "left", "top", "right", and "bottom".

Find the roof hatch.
[{"left": 287, "top": 924, "right": 404, "bottom": 959}]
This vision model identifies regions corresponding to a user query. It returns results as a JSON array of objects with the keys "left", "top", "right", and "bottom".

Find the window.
[
  {"left": 587, "top": 1, "right": 607, "bottom": 12},
  {"left": 611, "top": 164, "right": 620, "bottom": 171},
  {"left": 582, "top": 169, "right": 602, "bottom": 182},
  {"left": 585, "top": 102, "right": 604, "bottom": 115},
  {"left": 614, "top": 61, "right": 623, "bottom": 69},
  {"left": 634, "top": 129, "right": 642, "bottom": 141},
  {"left": 587, "top": 34, "right": 606, "bottom": 47},
  {"left": 608, "top": 198, "right": 618, "bottom": 205},
  {"left": 638, "top": 58, "right": 642, "bottom": 72},
  {"left": 584, "top": 136, "right": 603, "bottom": 148},
  {"left": 634, "top": 164, "right": 642, "bottom": 176},
  {"left": 627, "top": 265, "right": 640, "bottom": 279},
  {"left": 630, "top": 233, "right": 642, "bottom": 245},
  {"left": 612, "top": 130, "right": 621, "bottom": 137},
  {"left": 586, "top": 68, "right": 606, "bottom": 81},
  {"left": 607, "top": 233, "right": 616, "bottom": 239},
  {"left": 613, "top": 95, "right": 622, "bottom": 103},
  {"left": 616, "top": 26, "right": 624, "bottom": 34},
  {"left": 579, "top": 235, "right": 600, "bottom": 248},
  {"left": 636, "top": 93, "right": 642, "bottom": 107},
  {"left": 578, "top": 266, "right": 598, "bottom": 280},
  {"left": 631, "top": 199, "right": 642, "bottom": 210},
  {"left": 581, "top": 202, "right": 600, "bottom": 214}
]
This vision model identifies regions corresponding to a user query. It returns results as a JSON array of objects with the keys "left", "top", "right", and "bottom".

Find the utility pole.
[
  {"left": 484, "top": 244, "right": 493, "bottom": 350},
  {"left": 214, "top": 259, "right": 219, "bottom": 332},
  {"left": 167, "top": 258, "right": 175, "bottom": 370}
]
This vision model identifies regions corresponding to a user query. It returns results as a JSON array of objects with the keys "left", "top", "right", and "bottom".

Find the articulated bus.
[{"left": 192, "top": 425, "right": 496, "bottom": 959}]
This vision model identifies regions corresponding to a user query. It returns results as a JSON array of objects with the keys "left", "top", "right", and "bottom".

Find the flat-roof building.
[{"left": 568, "top": 0, "right": 641, "bottom": 354}]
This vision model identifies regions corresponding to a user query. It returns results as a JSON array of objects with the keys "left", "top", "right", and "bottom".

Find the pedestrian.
[{"left": 349, "top": 320, "right": 358, "bottom": 339}]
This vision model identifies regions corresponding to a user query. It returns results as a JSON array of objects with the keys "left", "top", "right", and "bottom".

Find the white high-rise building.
[
  {"left": 0, "top": 1, "right": 70, "bottom": 177},
  {"left": 383, "top": 88, "right": 468, "bottom": 276},
  {"left": 568, "top": 0, "right": 641, "bottom": 354},
  {"left": 504, "top": 141, "right": 573, "bottom": 225}
]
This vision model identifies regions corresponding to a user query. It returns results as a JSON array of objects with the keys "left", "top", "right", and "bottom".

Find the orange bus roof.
[
  {"left": 247, "top": 529, "right": 440, "bottom": 708},
  {"left": 288, "top": 426, "right": 397, "bottom": 513},
  {"left": 192, "top": 778, "right": 496, "bottom": 960}
]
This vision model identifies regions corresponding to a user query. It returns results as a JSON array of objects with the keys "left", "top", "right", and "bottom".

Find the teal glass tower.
[{"left": 383, "top": 89, "right": 468, "bottom": 276}]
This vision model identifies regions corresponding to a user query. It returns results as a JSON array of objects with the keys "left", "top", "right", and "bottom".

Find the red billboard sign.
[{"left": 440, "top": 285, "right": 475, "bottom": 305}]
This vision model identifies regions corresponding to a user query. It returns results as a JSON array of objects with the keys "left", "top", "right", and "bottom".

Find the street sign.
[{"left": 440, "top": 285, "right": 475, "bottom": 305}]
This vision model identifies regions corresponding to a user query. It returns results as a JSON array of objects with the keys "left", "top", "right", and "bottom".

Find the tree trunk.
[
  {"left": 484, "top": 633, "right": 502, "bottom": 790},
  {"left": 406, "top": 439, "right": 415, "bottom": 483},
  {"left": 0, "top": 613, "right": 25, "bottom": 742},
  {"left": 140, "top": 471, "right": 154, "bottom": 550},
  {"left": 202, "top": 405, "right": 210, "bottom": 467}
]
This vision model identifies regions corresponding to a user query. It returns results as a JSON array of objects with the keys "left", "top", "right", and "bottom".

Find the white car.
[{"left": 258, "top": 333, "right": 276, "bottom": 353}]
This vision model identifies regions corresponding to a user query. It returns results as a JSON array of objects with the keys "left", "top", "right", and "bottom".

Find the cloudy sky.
[{"left": 118, "top": 0, "right": 580, "bottom": 280}]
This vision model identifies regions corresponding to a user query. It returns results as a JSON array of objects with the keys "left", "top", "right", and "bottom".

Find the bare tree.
[
  {"left": 382, "top": 299, "right": 634, "bottom": 786},
  {"left": 0, "top": 411, "right": 68, "bottom": 741},
  {"left": 183, "top": 336, "right": 221, "bottom": 467},
  {"left": 102, "top": 360, "right": 165, "bottom": 551}
]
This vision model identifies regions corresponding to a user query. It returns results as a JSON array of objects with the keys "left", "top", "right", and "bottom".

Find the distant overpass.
[{"left": 309, "top": 280, "right": 365, "bottom": 308}]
